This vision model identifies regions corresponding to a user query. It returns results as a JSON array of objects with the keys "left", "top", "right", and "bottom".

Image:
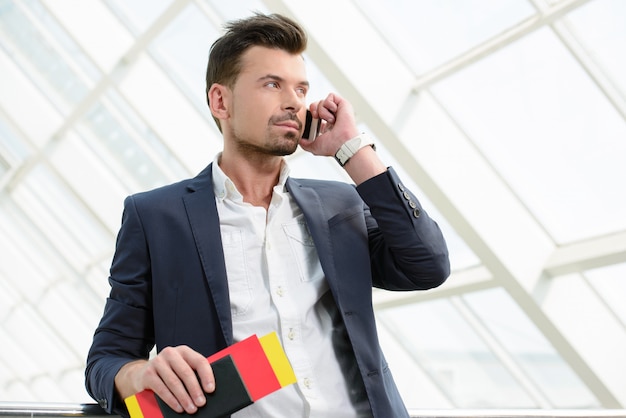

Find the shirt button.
[
  {"left": 303, "top": 378, "right": 312, "bottom": 389},
  {"left": 287, "top": 329, "right": 296, "bottom": 340},
  {"left": 276, "top": 287, "right": 284, "bottom": 297}
]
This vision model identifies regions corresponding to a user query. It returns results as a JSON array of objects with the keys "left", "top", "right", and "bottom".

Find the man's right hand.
[{"left": 115, "top": 345, "right": 215, "bottom": 414}]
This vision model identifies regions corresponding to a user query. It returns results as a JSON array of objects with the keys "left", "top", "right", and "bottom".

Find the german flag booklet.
[{"left": 125, "top": 332, "right": 296, "bottom": 418}]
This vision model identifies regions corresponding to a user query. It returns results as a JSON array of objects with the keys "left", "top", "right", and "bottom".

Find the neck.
[{"left": 218, "top": 152, "right": 283, "bottom": 209}]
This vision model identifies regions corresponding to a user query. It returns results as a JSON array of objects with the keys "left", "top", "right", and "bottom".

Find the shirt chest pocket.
[{"left": 282, "top": 219, "right": 323, "bottom": 283}]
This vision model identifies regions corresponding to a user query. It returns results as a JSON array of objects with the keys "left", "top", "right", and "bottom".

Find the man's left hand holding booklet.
[{"left": 124, "top": 332, "right": 297, "bottom": 418}]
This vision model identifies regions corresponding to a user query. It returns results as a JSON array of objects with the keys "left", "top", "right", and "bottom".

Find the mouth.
[{"left": 275, "top": 121, "right": 301, "bottom": 132}]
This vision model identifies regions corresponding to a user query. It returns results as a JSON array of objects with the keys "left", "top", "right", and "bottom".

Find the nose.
[{"left": 282, "top": 88, "right": 304, "bottom": 113}]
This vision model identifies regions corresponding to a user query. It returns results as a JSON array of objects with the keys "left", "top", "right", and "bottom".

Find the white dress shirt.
[{"left": 212, "top": 155, "right": 371, "bottom": 417}]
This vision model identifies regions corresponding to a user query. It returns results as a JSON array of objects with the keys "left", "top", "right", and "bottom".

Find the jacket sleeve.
[
  {"left": 356, "top": 167, "right": 450, "bottom": 290},
  {"left": 85, "top": 195, "right": 155, "bottom": 416}
]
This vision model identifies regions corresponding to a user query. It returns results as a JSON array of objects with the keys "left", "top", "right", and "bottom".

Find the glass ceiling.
[{"left": 1, "top": 0, "right": 625, "bottom": 410}]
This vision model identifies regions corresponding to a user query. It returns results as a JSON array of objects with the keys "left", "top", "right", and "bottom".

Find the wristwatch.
[{"left": 334, "top": 133, "right": 376, "bottom": 167}]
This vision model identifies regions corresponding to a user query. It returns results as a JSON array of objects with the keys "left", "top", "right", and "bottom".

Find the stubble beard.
[
  {"left": 233, "top": 129, "right": 299, "bottom": 158},
  {"left": 232, "top": 114, "right": 302, "bottom": 157}
]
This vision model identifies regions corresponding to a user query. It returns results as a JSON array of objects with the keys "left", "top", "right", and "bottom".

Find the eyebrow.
[{"left": 258, "top": 74, "right": 310, "bottom": 88}]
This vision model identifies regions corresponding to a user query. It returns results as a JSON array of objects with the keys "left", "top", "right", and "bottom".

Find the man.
[{"left": 86, "top": 13, "right": 449, "bottom": 418}]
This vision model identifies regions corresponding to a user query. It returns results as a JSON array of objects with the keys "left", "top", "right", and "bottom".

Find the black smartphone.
[{"left": 302, "top": 110, "right": 320, "bottom": 140}]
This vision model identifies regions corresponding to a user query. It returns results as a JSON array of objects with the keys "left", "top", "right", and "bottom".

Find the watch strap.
[{"left": 334, "top": 134, "right": 376, "bottom": 167}]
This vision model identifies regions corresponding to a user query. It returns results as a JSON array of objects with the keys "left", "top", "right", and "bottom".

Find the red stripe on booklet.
[
  {"left": 207, "top": 334, "right": 281, "bottom": 401},
  {"left": 134, "top": 389, "right": 163, "bottom": 418}
]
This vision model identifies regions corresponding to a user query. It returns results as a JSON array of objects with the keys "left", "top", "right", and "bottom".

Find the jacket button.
[
  {"left": 397, "top": 183, "right": 405, "bottom": 192},
  {"left": 402, "top": 191, "right": 410, "bottom": 200},
  {"left": 408, "top": 200, "right": 417, "bottom": 209},
  {"left": 413, "top": 208, "right": 421, "bottom": 218}
]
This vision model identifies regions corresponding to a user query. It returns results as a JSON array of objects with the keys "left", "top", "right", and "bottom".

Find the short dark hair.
[{"left": 205, "top": 13, "right": 308, "bottom": 130}]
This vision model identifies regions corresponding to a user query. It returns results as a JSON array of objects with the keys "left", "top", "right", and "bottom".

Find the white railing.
[
  {"left": 0, "top": 403, "right": 108, "bottom": 417},
  {"left": 1, "top": 403, "right": 625, "bottom": 417}
]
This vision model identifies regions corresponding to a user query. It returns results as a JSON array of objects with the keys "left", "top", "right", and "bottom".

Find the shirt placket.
[{"left": 265, "top": 199, "right": 324, "bottom": 411}]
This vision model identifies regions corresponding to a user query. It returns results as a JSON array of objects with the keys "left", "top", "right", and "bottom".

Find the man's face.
[{"left": 225, "top": 46, "right": 309, "bottom": 156}]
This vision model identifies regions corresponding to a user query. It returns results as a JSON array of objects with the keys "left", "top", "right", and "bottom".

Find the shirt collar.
[{"left": 212, "top": 153, "right": 291, "bottom": 202}]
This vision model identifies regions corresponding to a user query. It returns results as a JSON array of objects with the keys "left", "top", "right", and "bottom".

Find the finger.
[
  {"left": 186, "top": 354, "right": 215, "bottom": 394},
  {"left": 321, "top": 94, "right": 339, "bottom": 119},
  {"left": 318, "top": 103, "right": 336, "bottom": 124},
  {"left": 308, "top": 101, "right": 322, "bottom": 119},
  {"left": 150, "top": 376, "right": 184, "bottom": 413},
  {"left": 175, "top": 350, "right": 213, "bottom": 404},
  {"left": 154, "top": 348, "right": 199, "bottom": 414},
  {"left": 143, "top": 358, "right": 186, "bottom": 413}
]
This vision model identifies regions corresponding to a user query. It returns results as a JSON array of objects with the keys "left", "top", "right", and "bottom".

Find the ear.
[{"left": 208, "top": 83, "right": 230, "bottom": 121}]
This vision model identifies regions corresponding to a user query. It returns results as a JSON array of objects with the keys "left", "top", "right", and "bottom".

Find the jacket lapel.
[
  {"left": 287, "top": 178, "right": 340, "bottom": 296},
  {"left": 182, "top": 163, "right": 234, "bottom": 345}
]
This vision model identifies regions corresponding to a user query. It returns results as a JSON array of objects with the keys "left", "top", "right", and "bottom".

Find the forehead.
[{"left": 238, "top": 46, "right": 307, "bottom": 80}]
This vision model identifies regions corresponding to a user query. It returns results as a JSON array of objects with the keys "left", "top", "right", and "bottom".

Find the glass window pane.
[
  {"left": 150, "top": 3, "right": 220, "bottom": 113},
  {"left": 464, "top": 288, "right": 599, "bottom": 407},
  {"left": 30, "top": 376, "right": 69, "bottom": 402},
  {"left": 81, "top": 96, "right": 176, "bottom": 190},
  {"left": 376, "top": 317, "right": 453, "bottom": 409},
  {"left": 567, "top": 0, "right": 626, "bottom": 98},
  {"left": 3, "top": 379, "right": 36, "bottom": 403},
  {"left": 378, "top": 299, "right": 536, "bottom": 407},
  {"left": 0, "top": 328, "right": 41, "bottom": 379},
  {"left": 0, "top": 149, "right": 9, "bottom": 180},
  {"left": 12, "top": 165, "right": 111, "bottom": 271},
  {"left": 431, "top": 28, "right": 626, "bottom": 243},
  {"left": 203, "top": 0, "right": 268, "bottom": 21},
  {"left": 0, "top": 200, "right": 64, "bottom": 302},
  {"left": 42, "top": 0, "right": 133, "bottom": 72},
  {"left": 585, "top": 262, "right": 626, "bottom": 326},
  {"left": 38, "top": 281, "right": 103, "bottom": 357},
  {"left": 0, "top": 115, "right": 32, "bottom": 168},
  {"left": 0, "top": 1, "right": 94, "bottom": 109},
  {"left": 356, "top": 0, "right": 535, "bottom": 73},
  {"left": 0, "top": 276, "right": 20, "bottom": 323},
  {"left": 0, "top": 47, "right": 63, "bottom": 145},
  {"left": 4, "top": 304, "right": 78, "bottom": 375},
  {"left": 119, "top": 53, "right": 220, "bottom": 171},
  {"left": 543, "top": 272, "right": 626, "bottom": 401},
  {"left": 85, "top": 260, "right": 112, "bottom": 303},
  {"left": 50, "top": 130, "right": 128, "bottom": 233},
  {"left": 23, "top": 0, "right": 101, "bottom": 80},
  {"left": 106, "top": 0, "right": 172, "bottom": 34}
]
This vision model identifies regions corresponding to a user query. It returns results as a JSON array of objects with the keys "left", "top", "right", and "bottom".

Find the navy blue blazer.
[{"left": 86, "top": 164, "right": 450, "bottom": 417}]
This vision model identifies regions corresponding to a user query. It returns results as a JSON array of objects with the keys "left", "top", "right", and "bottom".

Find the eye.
[
  {"left": 266, "top": 81, "right": 279, "bottom": 89},
  {"left": 296, "top": 86, "right": 307, "bottom": 96}
]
